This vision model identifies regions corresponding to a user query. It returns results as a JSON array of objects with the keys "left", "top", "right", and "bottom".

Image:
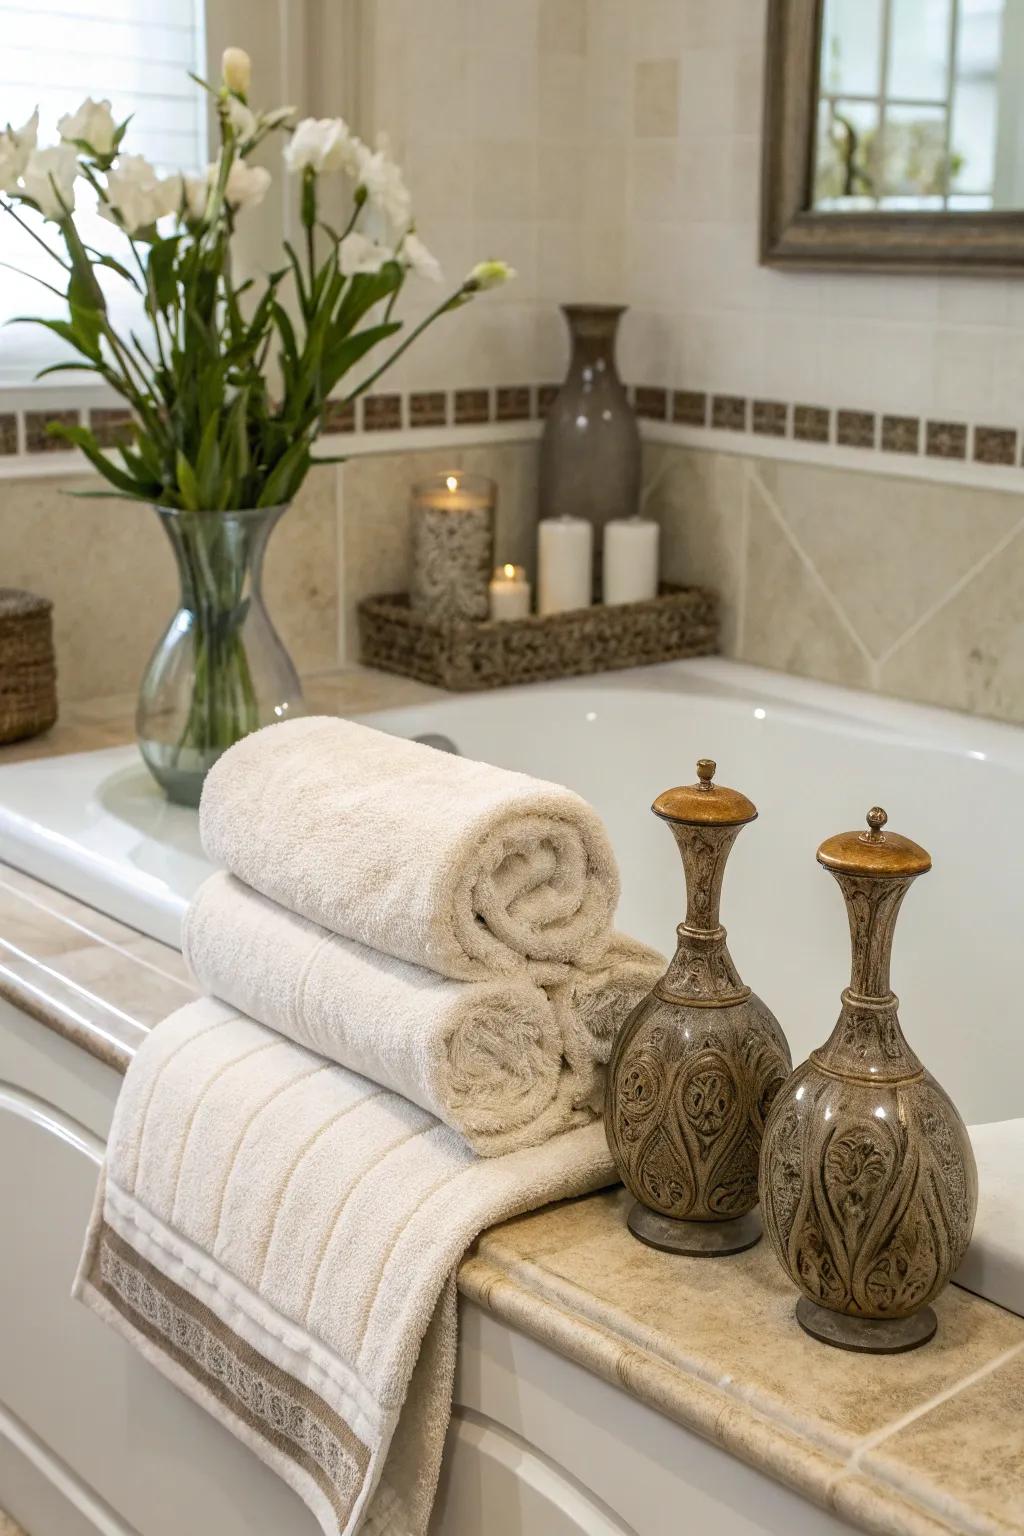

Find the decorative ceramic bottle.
[
  {"left": 539, "top": 304, "right": 640, "bottom": 565},
  {"left": 759, "top": 808, "right": 978, "bottom": 1354},
  {"left": 605, "top": 760, "right": 792, "bottom": 1256}
]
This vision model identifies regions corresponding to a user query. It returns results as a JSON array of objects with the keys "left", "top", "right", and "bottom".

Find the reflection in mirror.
[{"left": 812, "top": 0, "right": 1021, "bottom": 212}]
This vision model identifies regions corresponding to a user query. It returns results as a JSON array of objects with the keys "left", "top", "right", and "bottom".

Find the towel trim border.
[{"left": 90, "top": 1220, "right": 369, "bottom": 1530}]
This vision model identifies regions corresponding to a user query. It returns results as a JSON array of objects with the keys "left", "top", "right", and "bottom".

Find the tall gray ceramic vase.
[{"left": 539, "top": 304, "right": 640, "bottom": 569}]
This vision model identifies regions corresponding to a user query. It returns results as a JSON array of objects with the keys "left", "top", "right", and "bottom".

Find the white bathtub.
[{"left": 1, "top": 655, "right": 1021, "bottom": 1123}]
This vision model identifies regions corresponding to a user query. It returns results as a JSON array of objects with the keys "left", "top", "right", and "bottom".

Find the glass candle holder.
[{"left": 409, "top": 472, "right": 496, "bottom": 623}]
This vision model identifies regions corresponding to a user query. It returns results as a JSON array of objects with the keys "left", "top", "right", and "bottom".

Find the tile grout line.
[
  {"left": 748, "top": 463, "right": 877, "bottom": 670},
  {"left": 875, "top": 510, "right": 1024, "bottom": 670},
  {"left": 847, "top": 1338, "right": 1024, "bottom": 1470},
  {"left": 735, "top": 462, "right": 751, "bottom": 657}
]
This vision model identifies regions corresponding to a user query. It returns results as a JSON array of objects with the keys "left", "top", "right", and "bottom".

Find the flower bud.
[
  {"left": 465, "top": 259, "right": 516, "bottom": 291},
  {"left": 222, "top": 47, "right": 252, "bottom": 97}
]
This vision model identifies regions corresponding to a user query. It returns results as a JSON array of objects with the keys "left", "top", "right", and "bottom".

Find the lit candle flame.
[
  {"left": 445, "top": 475, "right": 459, "bottom": 492},
  {"left": 503, "top": 563, "right": 516, "bottom": 578}
]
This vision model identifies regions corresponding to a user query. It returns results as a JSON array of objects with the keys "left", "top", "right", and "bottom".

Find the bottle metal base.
[
  {"left": 626, "top": 1201, "right": 762, "bottom": 1257},
  {"left": 795, "top": 1297, "right": 938, "bottom": 1354}
]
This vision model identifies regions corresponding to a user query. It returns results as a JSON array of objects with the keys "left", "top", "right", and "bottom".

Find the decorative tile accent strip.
[
  {"left": 712, "top": 394, "right": 747, "bottom": 431},
  {"left": 362, "top": 393, "right": 402, "bottom": 432},
  {"left": 973, "top": 426, "right": 1016, "bottom": 466},
  {"left": 496, "top": 385, "right": 531, "bottom": 422},
  {"left": 454, "top": 388, "right": 491, "bottom": 425},
  {"left": 926, "top": 420, "right": 967, "bottom": 460},
  {"left": 26, "top": 409, "right": 78, "bottom": 452},
  {"left": 836, "top": 409, "right": 876, "bottom": 449},
  {"left": 7, "top": 384, "right": 1024, "bottom": 477},
  {"left": 752, "top": 400, "right": 787, "bottom": 437},
  {"left": 672, "top": 390, "right": 707, "bottom": 427},
  {"left": 89, "top": 408, "right": 133, "bottom": 449},
  {"left": 408, "top": 391, "right": 447, "bottom": 428},
  {"left": 881, "top": 415, "right": 920, "bottom": 455},
  {"left": 793, "top": 404, "right": 830, "bottom": 443},
  {"left": 322, "top": 398, "right": 356, "bottom": 434},
  {"left": 634, "top": 386, "right": 668, "bottom": 422}
]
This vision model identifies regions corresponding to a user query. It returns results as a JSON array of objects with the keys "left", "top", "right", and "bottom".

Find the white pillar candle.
[
  {"left": 489, "top": 563, "right": 531, "bottom": 621},
  {"left": 538, "top": 516, "right": 593, "bottom": 615},
  {"left": 602, "top": 516, "right": 660, "bottom": 605}
]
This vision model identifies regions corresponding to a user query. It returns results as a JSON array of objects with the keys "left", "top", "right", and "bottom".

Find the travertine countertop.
[{"left": 2, "top": 668, "right": 1023, "bottom": 1536}]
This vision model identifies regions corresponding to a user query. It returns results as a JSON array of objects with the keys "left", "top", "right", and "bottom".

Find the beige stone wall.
[
  {"left": 0, "top": 444, "right": 539, "bottom": 703},
  {"left": 645, "top": 441, "right": 1024, "bottom": 725}
]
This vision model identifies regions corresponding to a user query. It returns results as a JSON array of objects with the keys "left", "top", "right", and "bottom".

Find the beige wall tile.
[
  {"left": 633, "top": 59, "right": 680, "bottom": 138},
  {"left": 739, "top": 473, "right": 872, "bottom": 690},
  {"left": 539, "top": 0, "right": 588, "bottom": 53},
  {"left": 880, "top": 520, "right": 1024, "bottom": 725},
  {"left": 753, "top": 458, "right": 1023, "bottom": 664},
  {"left": 642, "top": 442, "right": 745, "bottom": 652}
]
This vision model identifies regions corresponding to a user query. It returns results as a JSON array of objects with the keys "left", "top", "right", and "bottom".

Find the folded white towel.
[
  {"left": 955, "top": 1119, "right": 1024, "bottom": 1321},
  {"left": 182, "top": 874, "right": 660, "bottom": 1156},
  {"left": 75, "top": 999, "right": 615, "bottom": 1536},
  {"left": 199, "top": 715, "right": 621, "bottom": 982}
]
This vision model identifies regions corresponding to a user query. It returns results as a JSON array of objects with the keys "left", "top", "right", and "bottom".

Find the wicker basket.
[
  {"left": 358, "top": 583, "right": 718, "bottom": 692},
  {"left": 0, "top": 589, "right": 58, "bottom": 744}
]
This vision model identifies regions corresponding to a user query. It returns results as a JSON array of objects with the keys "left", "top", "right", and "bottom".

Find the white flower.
[
  {"left": 58, "top": 97, "right": 116, "bottom": 157},
  {"left": 465, "top": 259, "right": 516, "bottom": 290},
  {"left": 284, "top": 116, "right": 362, "bottom": 176},
  {"left": 339, "top": 230, "right": 391, "bottom": 276},
  {"left": 21, "top": 144, "right": 78, "bottom": 219},
  {"left": 403, "top": 231, "right": 442, "bottom": 282},
  {"left": 222, "top": 47, "right": 251, "bottom": 96},
  {"left": 225, "top": 97, "right": 258, "bottom": 144},
  {"left": 101, "top": 154, "right": 172, "bottom": 233},
  {"left": 261, "top": 105, "right": 296, "bottom": 131},
  {"left": 222, "top": 158, "right": 271, "bottom": 209},
  {"left": 357, "top": 139, "right": 411, "bottom": 235},
  {"left": 0, "top": 108, "right": 38, "bottom": 193}
]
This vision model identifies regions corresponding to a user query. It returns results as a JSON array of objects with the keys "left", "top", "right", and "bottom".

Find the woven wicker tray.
[{"left": 357, "top": 584, "right": 718, "bottom": 692}]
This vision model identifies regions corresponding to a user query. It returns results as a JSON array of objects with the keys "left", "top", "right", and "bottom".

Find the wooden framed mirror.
[{"left": 761, "top": 0, "right": 1024, "bottom": 273}]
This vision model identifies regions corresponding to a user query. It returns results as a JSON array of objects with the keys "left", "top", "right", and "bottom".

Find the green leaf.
[
  {"left": 322, "top": 320, "right": 401, "bottom": 395},
  {"left": 47, "top": 423, "right": 150, "bottom": 498},
  {"left": 147, "top": 235, "right": 182, "bottom": 312},
  {"left": 257, "top": 436, "right": 310, "bottom": 508},
  {"left": 175, "top": 449, "right": 201, "bottom": 511}
]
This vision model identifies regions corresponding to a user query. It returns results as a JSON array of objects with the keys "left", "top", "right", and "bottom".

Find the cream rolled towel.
[
  {"left": 182, "top": 873, "right": 612, "bottom": 1157},
  {"left": 75, "top": 999, "right": 617, "bottom": 1536},
  {"left": 199, "top": 715, "right": 621, "bottom": 982}
]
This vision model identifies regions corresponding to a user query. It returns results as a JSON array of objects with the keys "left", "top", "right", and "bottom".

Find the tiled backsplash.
[
  {"left": 8, "top": 431, "right": 1024, "bottom": 729},
  {"left": 6, "top": 379, "right": 1024, "bottom": 477},
  {"left": 646, "top": 440, "right": 1024, "bottom": 726}
]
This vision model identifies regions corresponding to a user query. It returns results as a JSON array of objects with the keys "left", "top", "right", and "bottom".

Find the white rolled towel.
[
  {"left": 183, "top": 874, "right": 661, "bottom": 1156},
  {"left": 199, "top": 715, "right": 622, "bottom": 982}
]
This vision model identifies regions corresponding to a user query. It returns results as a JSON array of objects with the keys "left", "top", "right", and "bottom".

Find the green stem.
[{"left": 343, "top": 286, "right": 465, "bottom": 402}]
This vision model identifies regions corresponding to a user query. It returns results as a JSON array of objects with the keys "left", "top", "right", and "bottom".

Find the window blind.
[{"left": 0, "top": 0, "right": 207, "bottom": 386}]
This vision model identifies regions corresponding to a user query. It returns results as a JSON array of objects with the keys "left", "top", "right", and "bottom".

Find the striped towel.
[{"left": 74, "top": 998, "right": 615, "bottom": 1535}]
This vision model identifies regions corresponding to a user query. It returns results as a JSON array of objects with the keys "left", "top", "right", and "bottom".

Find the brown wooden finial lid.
[
  {"left": 652, "top": 759, "right": 758, "bottom": 827},
  {"left": 817, "top": 807, "right": 932, "bottom": 878}
]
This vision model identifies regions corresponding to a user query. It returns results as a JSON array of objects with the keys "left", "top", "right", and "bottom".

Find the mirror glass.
[{"left": 812, "top": 0, "right": 1021, "bottom": 211}]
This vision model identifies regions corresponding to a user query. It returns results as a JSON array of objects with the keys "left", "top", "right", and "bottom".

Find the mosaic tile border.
[
  {"left": 630, "top": 388, "right": 1024, "bottom": 469},
  {"left": 1, "top": 388, "right": 1023, "bottom": 472}
]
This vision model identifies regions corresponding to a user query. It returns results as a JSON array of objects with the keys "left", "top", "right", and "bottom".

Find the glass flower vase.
[{"left": 137, "top": 503, "right": 305, "bottom": 807}]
